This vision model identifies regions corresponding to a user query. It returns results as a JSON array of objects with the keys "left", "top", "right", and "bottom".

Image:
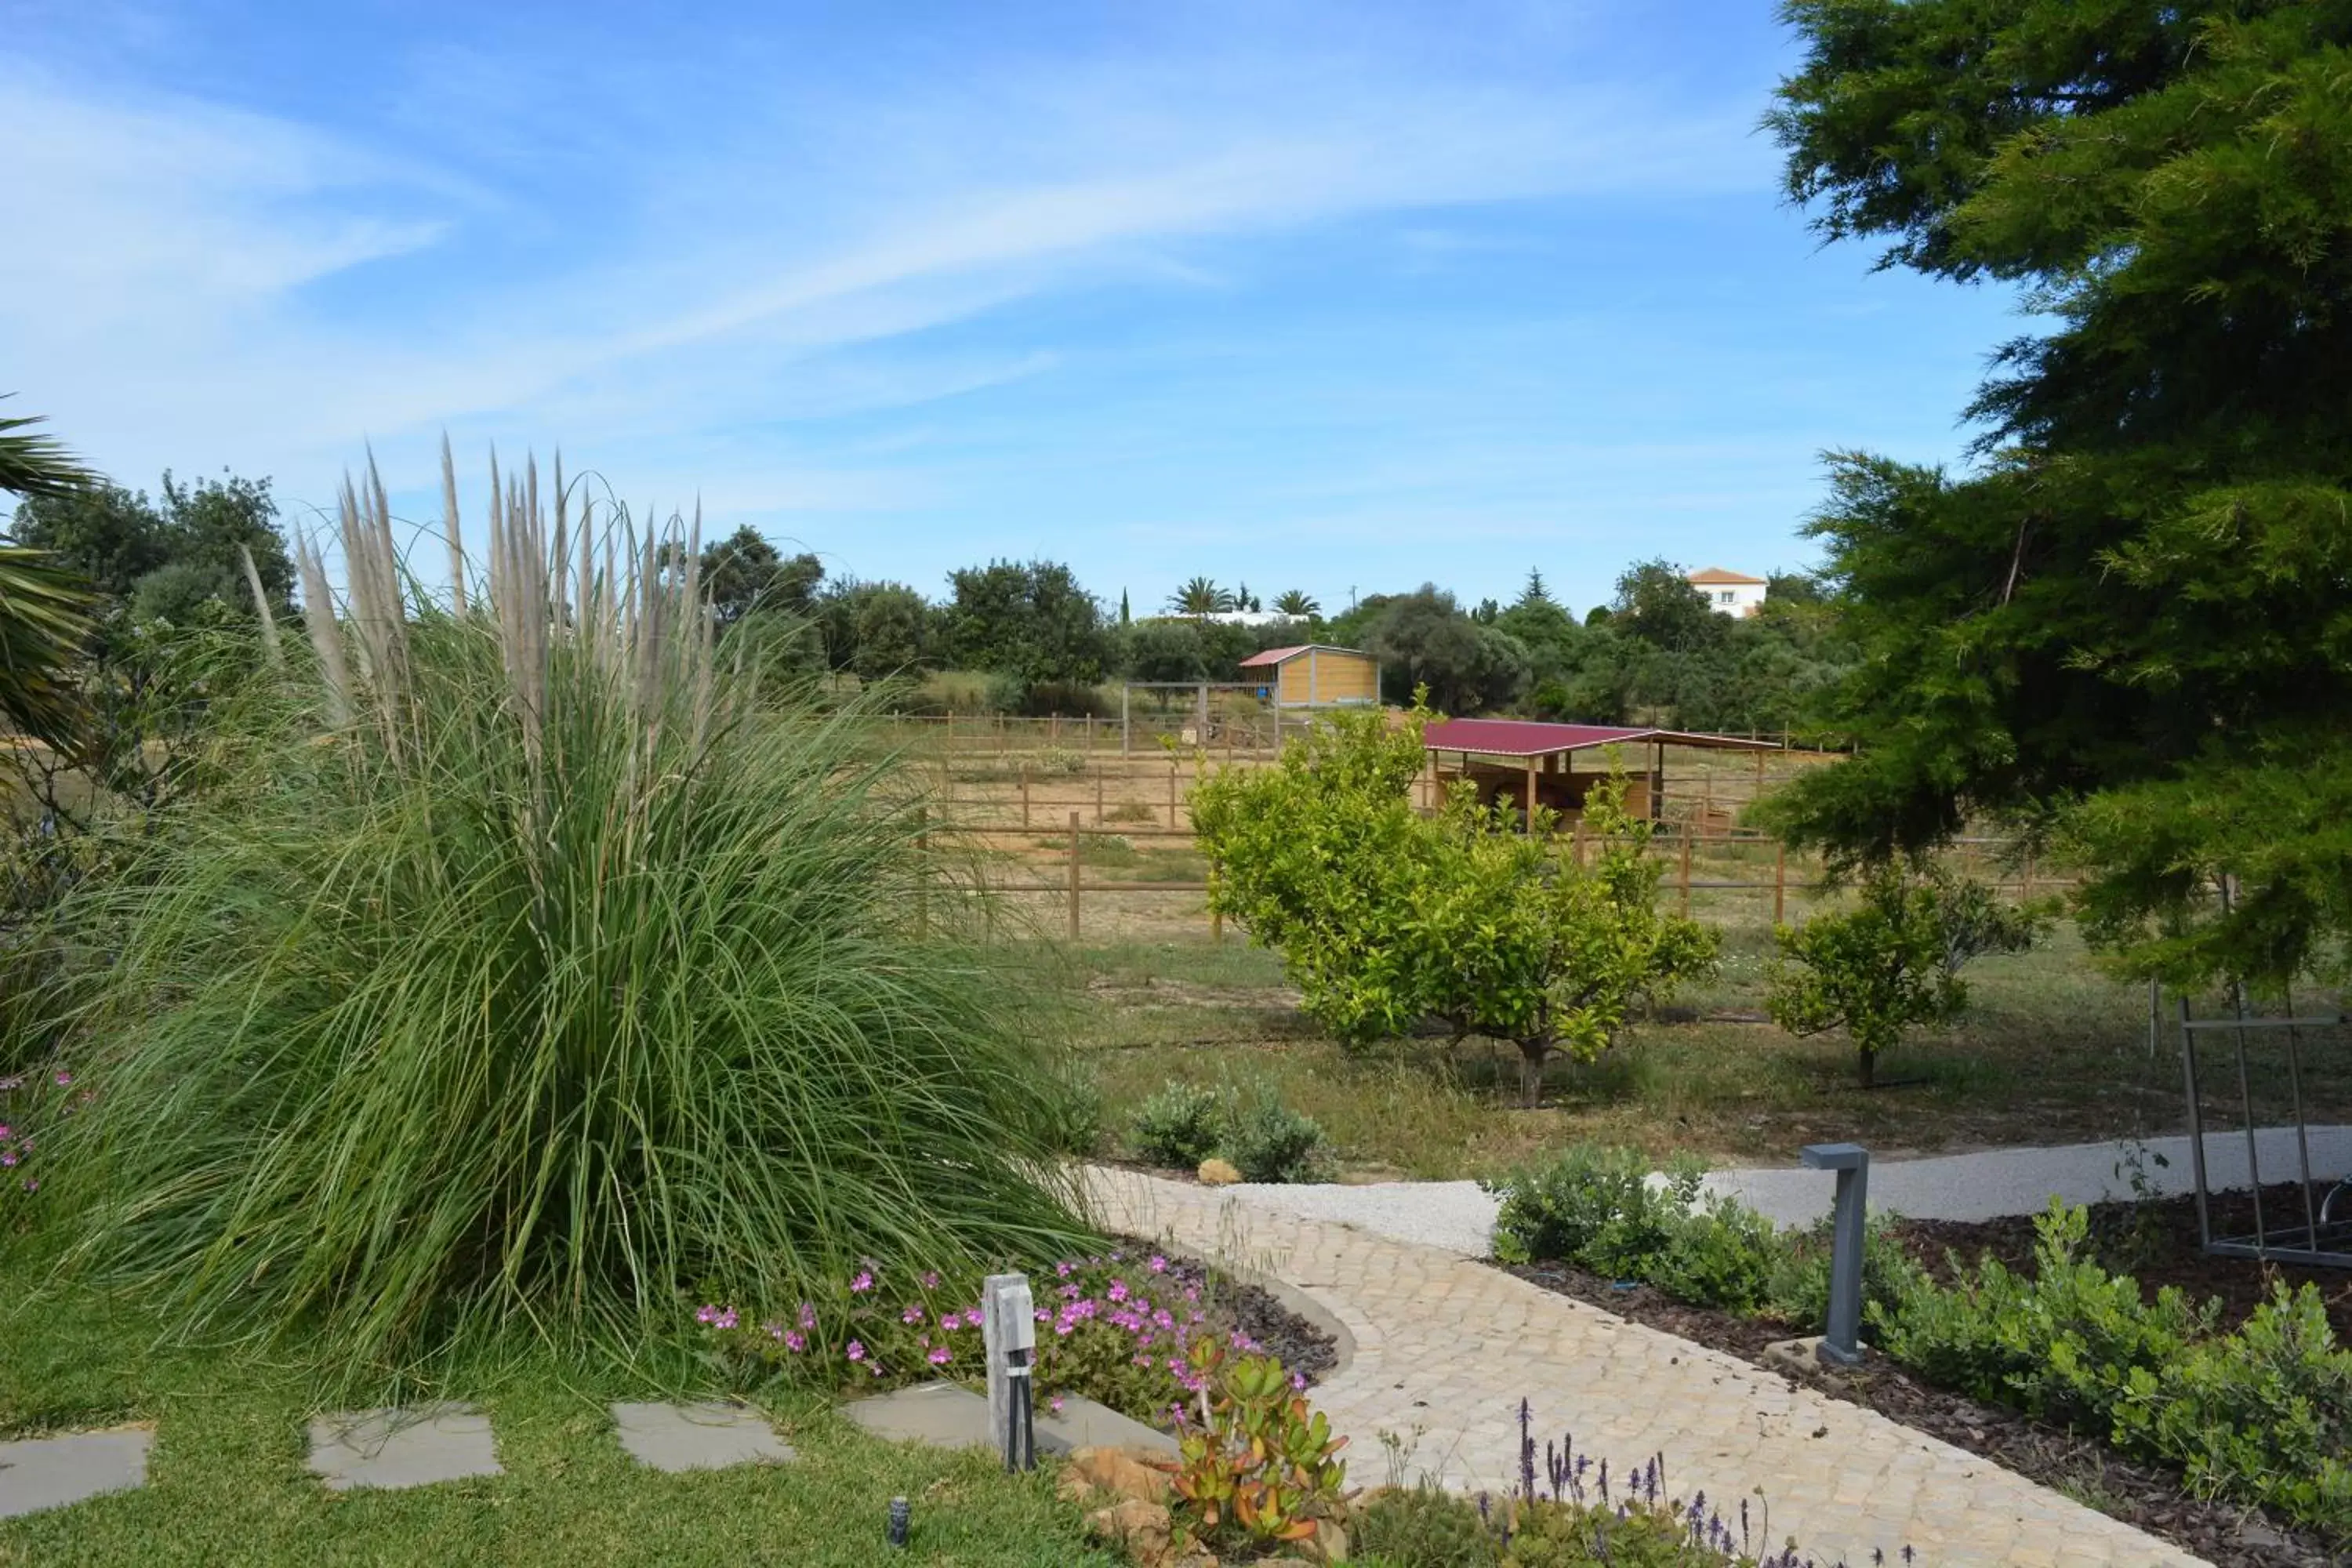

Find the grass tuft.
[{"left": 42, "top": 448, "right": 1091, "bottom": 1379}]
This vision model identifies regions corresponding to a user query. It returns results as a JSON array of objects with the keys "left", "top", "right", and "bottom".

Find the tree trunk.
[
  {"left": 1857, "top": 1045, "right": 1876, "bottom": 1091},
  {"left": 1519, "top": 1043, "right": 1548, "bottom": 1108}
]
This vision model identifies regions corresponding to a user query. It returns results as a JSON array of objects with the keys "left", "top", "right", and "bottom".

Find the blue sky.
[{"left": 3, "top": 0, "right": 2021, "bottom": 616}]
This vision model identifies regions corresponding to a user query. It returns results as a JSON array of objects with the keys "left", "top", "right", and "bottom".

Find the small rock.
[
  {"left": 1085, "top": 1497, "right": 1173, "bottom": 1564},
  {"left": 1060, "top": 1444, "right": 1176, "bottom": 1504},
  {"left": 1308, "top": 1517, "right": 1350, "bottom": 1563},
  {"left": 1197, "top": 1157, "right": 1243, "bottom": 1185}
]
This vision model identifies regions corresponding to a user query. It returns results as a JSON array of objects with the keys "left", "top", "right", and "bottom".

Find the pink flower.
[
  {"left": 927, "top": 1346, "right": 950, "bottom": 1366},
  {"left": 765, "top": 1321, "right": 786, "bottom": 1341},
  {"left": 1054, "top": 1319, "right": 1075, "bottom": 1337},
  {"left": 1148, "top": 1255, "right": 1168, "bottom": 1273},
  {"left": 921, "top": 1271, "right": 941, "bottom": 1290},
  {"left": 798, "top": 1301, "right": 817, "bottom": 1330},
  {"left": 902, "top": 1305, "right": 925, "bottom": 1325},
  {"left": 0, "top": 1125, "right": 12, "bottom": 1140},
  {"left": 0, "top": 1152, "right": 14, "bottom": 1168},
  {"left": 714, "top": 1309, "right": 738, "bottom": 1330},
  {"left": 851, "top": 1271, "right": 874, "bottom": 1293},
  {"left": 52, "top": 1071, "right": 70, "bottom": 1087},
  {"left": 785, "top": 1330, "right": 806, "bottom": 1352},
  {"left": 1107, "top": 1281, "right": 1128, "bottom": 1303},
  {"left": 1054, "top": 1261, "right": 1073, "bottom": 1278},
  {"left": 1290, "top": 1372, "right": 1308, "bottom": 1391},
  {"left": 846, "top": 1340, "right": 866, "bottom": 1362},
  {"left": 1049, "top": 1396, "right": 1066, "bottom": 1414},
  {"left": 695, "top": 1305, "right": 720, "bottom": 1325}
]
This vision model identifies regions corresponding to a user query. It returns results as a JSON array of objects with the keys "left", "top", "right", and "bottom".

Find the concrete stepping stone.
[
  {"left": 0, "top": 1425, "right": 153, "bottom": 1519},
  {"left": 838, "top": 1381, "right": 1176, "bottom": 1457},
  {"left": 306, "top": 1403, "right": 500, "bottom": 1491},
  {"left": 840, "top": 1381, "right": 993, "bottom": 1450},
  {"left": 1040, "top": 1395, "right": 1178, "bottom": 1458},
  {"left": 611, "top": 1401, "right": 795, "bottom": 1472}
]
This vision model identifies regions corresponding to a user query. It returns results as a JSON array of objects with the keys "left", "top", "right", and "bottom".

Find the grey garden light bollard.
[
  {"left": 982, "top": 1273, "right": 1038, "bottom": 1471},
  {"left": 1801, "top": 1142, "right": 1869, "bottom": 1366}
]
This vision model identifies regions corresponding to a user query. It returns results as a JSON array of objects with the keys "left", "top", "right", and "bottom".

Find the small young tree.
[
  {"left": 1192, "top": 704, "right": 1435, "bottom": 1047},
  {"left": 1195, "top": 710, "right": 1715, "bottom": 1104},
  {"left": 1414, "top": 779, "right": 1716, "bottom": 1105},
  {"left": 1767, "top": 862, "right": 2047, "bottom": 1088}
]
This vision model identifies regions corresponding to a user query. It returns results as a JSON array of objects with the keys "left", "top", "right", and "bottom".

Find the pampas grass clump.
[{"left": 51, "top": 445, "right": 1088, "bottom": 1372}]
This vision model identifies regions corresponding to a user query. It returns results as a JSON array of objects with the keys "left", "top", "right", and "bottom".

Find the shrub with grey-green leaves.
[
  {"left": 1130, "top": 1082, "right": 1226, "bottom": 1169},
  {"left": 1222, "top": 1095, "right": 1327, "bottom": 1184}
]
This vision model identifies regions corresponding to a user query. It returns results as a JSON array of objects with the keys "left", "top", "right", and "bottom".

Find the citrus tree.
[
  {"left": 1767, "top": 862, "right": 2049, "bottom": 1088},
  {"left": 1193, "top": 709, "right": 1715, "bottom": 1104}
]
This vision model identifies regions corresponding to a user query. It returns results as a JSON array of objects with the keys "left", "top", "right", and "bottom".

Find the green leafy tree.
[
  {"left": 941, "top": 559, "right": 1109, "bottom": 684},
  {"left": 1767, "top": 863, "right": 2049, "bottom": 1088},
  {"left": 1613, "top": 560, "right": 1723, "bottom": 655},
  {"left": 698, "top": 526, "right": 822, "bottom": 629},
  {"left": 1763, "top": 0, "right": 2352, "bottom": 992},
  {"left": 848, "top": 582, "right": 931, "bottom": 680},
  {"left": 1411, "top": 778, "right": 1717, "bottom": 1105},
  {"left": 1120, "top": 618, "right": 1208, "bottom": 683},
  {"left": 1272, "top": 589, "right": 1319, "bottom": 618},
  {"left": 1362, "top": 586, "right": 1530, "bottom": 714},
  {"left": 1193, "top": 709, "right": 1714, "bottom": 1104},
  {"left": 11, "top": 470, "right": 291, "bottom": 625}
]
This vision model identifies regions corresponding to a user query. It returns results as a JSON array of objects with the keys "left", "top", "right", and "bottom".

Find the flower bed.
[{"left": 690, "top": 1244, "right": 1333, "bottom": 1428}]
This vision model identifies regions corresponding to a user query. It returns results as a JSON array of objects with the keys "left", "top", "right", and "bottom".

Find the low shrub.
[
  {"left": 1131, "top": 1083, "right": 1226, "bottom": 1169},
  {"left": 1871, "top": 1200, "right": 2352, "bottom": 1544},
  {"left": 1486, "top": 1145, "right": 1706, "bottom": 1278},
  {"left": 1761, "top": 1213, "right": 1925, "bottom": 1334},
  {"left": 1351, "top": 1486, "right": 1498, "bottom": 1566},
  {"left": 1224, "top": 1096, "right": 1327, "bottom": 1184},
  {"left": 1651, "top": 1194, "right": 1780, "bottom": 1316},
  {"left": 1127, "top": 1077, "right": 1328, "bottom": 1182}
]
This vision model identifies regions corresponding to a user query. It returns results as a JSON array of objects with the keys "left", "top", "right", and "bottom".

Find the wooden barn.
[
  {"left": 1237, "top": 644, "right": 1381, "bottom": 710},
  {"left": 1421, "top": 718, "right": 1780, "bottom": 828}
]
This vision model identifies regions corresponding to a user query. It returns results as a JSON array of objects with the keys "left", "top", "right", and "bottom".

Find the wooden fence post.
[
  {"left": 1168, "top": 762, "right": 1178, "bottom": 825},
  {"left": 1773, "top": 840, "right": 1787, "bottom": 926},
  {"left": 1679, "top": 826, "right": 1693, "bottom": 916},
  {"left": 1094, "top": 763, "right": 1105, "bottom": 824},
  {"left": 1067, "top": 811, "right": 1082, "bottom": 942},
  {"left": 1021, "top": 763, "right": 1031, "bottom": 829}
]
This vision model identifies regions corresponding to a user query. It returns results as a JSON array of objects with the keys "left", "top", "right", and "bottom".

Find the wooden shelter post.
[{"left": 1524, "top": 758, "right": 1537, "bottom": 832}]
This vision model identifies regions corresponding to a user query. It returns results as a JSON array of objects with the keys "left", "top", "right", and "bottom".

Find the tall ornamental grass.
[{"left": 49, "top": 446, "right": 1089, "bottom": 1371}]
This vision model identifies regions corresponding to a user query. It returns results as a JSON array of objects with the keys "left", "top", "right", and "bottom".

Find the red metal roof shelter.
[
  {"left": 1421, "top": 718, "right": 1780, "bottom": 828},
  {"left": 1421, "top": 719, "right": 1780, "bottom": 757}
]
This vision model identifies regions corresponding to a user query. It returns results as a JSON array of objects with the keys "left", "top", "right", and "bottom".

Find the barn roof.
[
  {"left": 1686, "top": 566, "right": 1768, "bottom": 586},
  {"left": 1421, "top": 718, "right": 1780, "bottom": 757},
  {"left": 1236, "top": 643, "right": 1367, "bottom": 669}
]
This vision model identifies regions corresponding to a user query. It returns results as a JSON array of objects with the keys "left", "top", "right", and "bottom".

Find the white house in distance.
[{"left": 1686, "top": 567, "right": 1769, "bottom": 616}]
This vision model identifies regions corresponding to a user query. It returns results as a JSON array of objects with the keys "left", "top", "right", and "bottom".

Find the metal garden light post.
[
  {"left": 1802, "top": 1142, "right": 1869, "bottom": 1366},
  {"left": 982, "top": 1272, "right": 1038, "bottom": 1472}
]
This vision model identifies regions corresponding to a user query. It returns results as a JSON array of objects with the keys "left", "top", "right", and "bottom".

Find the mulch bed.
[
  {"left": 1499, "top": 1189, "right": 2352, "bottom": 1567},
  {"left": 1901, "top": 1183, "right": 2352, "bottom": 1342}
]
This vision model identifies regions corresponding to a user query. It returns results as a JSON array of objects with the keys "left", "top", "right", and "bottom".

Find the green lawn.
[
  {"left": 0, "top": 1269, "right": 1119, "bottom": 1568},
  {"left": 1065, "top": 925, "right": 2352, "bottom": 1177}
]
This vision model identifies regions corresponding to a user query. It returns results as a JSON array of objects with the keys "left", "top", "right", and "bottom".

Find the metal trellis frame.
[{"left": 2174, "top": 993, "right": 2352, "bottom": 1269}]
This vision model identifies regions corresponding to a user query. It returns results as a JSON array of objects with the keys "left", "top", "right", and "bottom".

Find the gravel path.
[{"left": 1207, "top": 1123, "right": 2352, "bottom": 1257}]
